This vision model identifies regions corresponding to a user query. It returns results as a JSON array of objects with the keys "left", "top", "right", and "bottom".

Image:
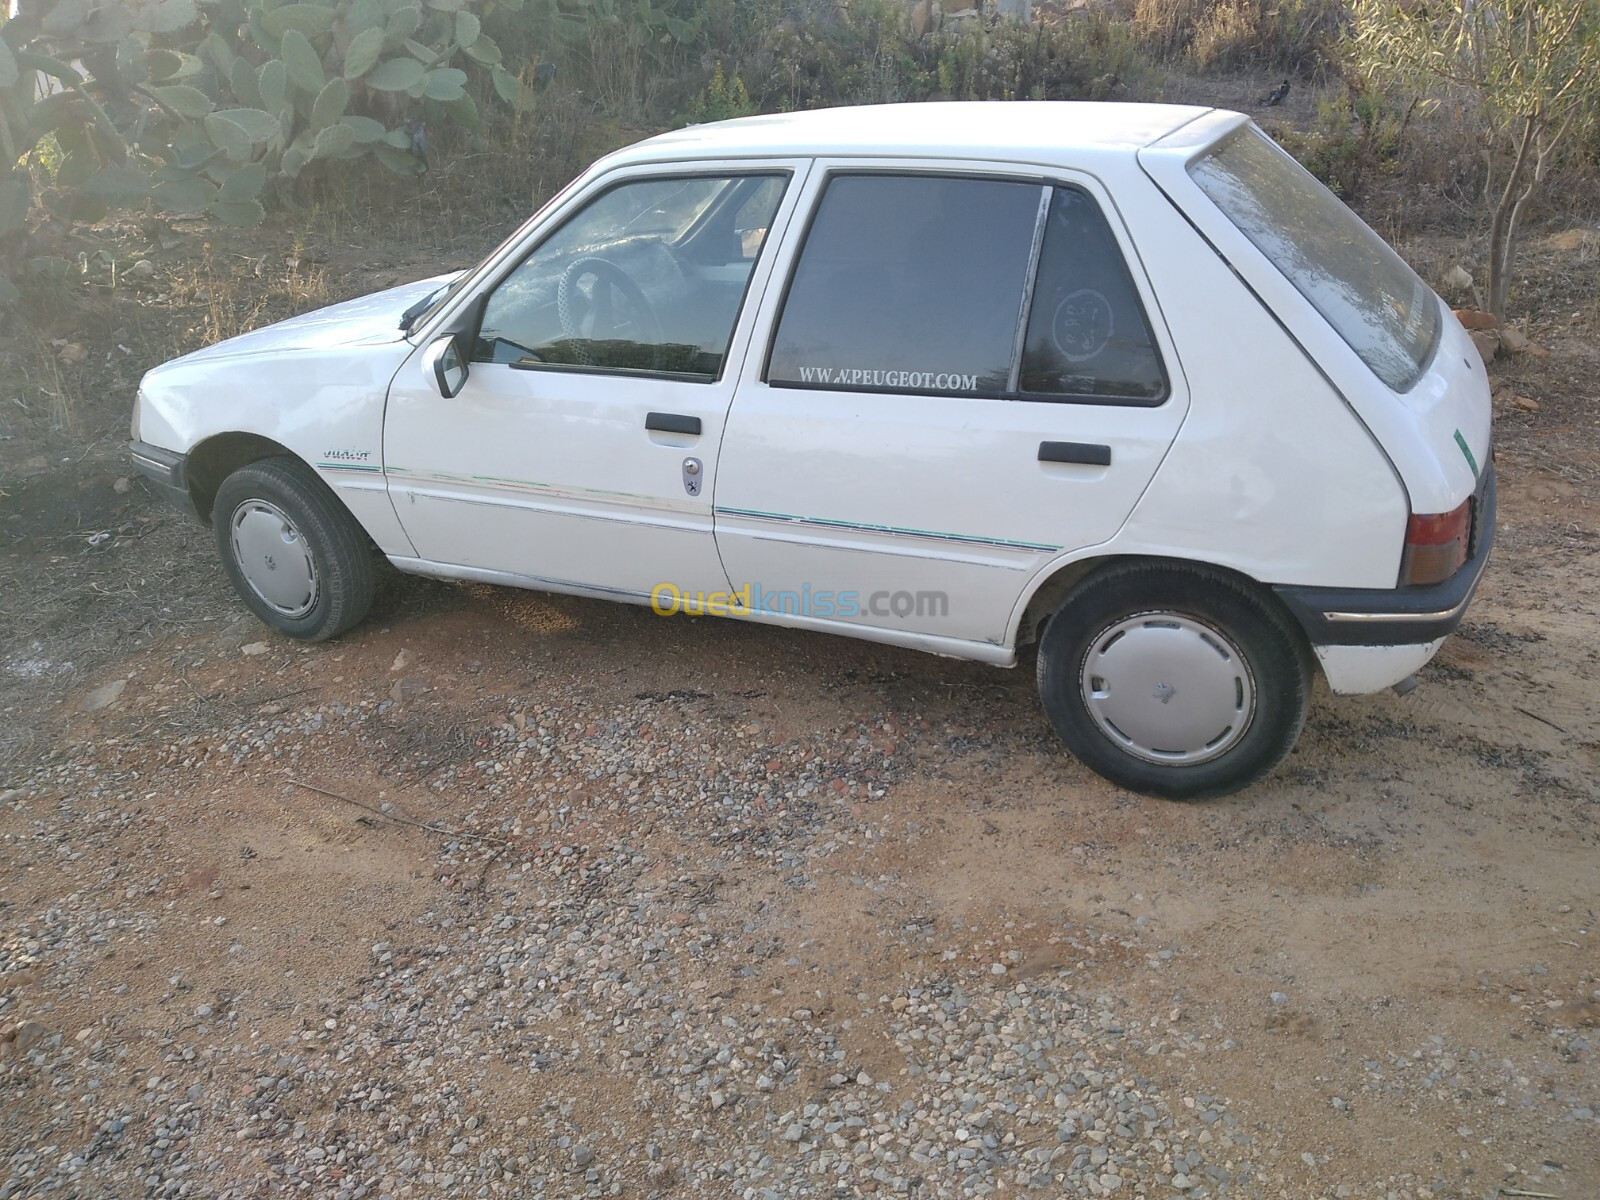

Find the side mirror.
[{"left": 424, "top": 333, "right": 469, "bottom": 398}]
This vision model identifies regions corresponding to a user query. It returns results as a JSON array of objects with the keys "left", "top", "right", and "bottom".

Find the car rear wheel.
[
  {"left": 1036, "top": 562, "right": 1311, "bottom": 799},
  {"left": 212, "top": 457, "right": 376, "bottom": 641}
]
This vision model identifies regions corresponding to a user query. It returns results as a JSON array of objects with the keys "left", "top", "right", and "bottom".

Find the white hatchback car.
[{"left": 132, "top": 102, "right": 1494, "bottom": 798}]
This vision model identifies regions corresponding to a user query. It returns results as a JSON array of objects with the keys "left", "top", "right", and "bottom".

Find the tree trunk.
[{"left": 1487, "top": 115, "right": 1537, "bottom": 320}]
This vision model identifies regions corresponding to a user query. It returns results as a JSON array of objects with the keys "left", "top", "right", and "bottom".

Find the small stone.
[
  {"left": 391, "top": 649, "right": 412, "bottom": 673},
  {"left": 1512, "top": 394, "right": 1539, "bottom": 412},
  {"left": 1453, "top": 307, "right": 1498, "bottom": 331},
  {"left": 80, "top": 679, "right": 127, "bottom": 712},
  {"left": 572, "top": 1145, "right": 594, "bottom": 1167},
  {"left": 1269, "top": 992, "right": 1289, "bottom": 1005},
  {"left": 12, "top": 1021, "right": 51, "bottom": 1053},
  {"left": 195, "top": 1005, "right": 213, "bottom": 1019},
  {"left": 1172, "top": 1173, "right": 1193, "bottom": 1189},
  {"left": 113, "top": 476, "right": 132, "bottom": 494},
  {"left": 241, "top": 642, "right": 268, "bottom": 657},
  {"left": 390, "top": 676, "right": 428, "bottom": 703}
]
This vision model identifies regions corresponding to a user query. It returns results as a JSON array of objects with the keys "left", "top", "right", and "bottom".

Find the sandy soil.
[{"left": 3, "top": 353, "right": 1598, "bottom": 1197}]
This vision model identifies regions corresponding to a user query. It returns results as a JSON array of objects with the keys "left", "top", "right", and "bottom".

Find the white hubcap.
[
  {"left": 230, "top": 500, "right": 318, "bottom": 618},
  {"left": 1080, "top": 612, "right": 1256, "bottom": 765}
]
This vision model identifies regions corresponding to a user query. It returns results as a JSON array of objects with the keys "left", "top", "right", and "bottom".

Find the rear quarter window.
[{"left": 1189, "top": 126, "right": 1440, "bottom": 392}]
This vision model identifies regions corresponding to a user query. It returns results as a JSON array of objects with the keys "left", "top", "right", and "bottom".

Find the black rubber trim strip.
[
  {"left": 1039, "top": 441, "right": 1112, "bottom": 466},
  {"left": 645, "top": 412, "right": 702, "bottom": 435},
  {"left": 1273, "top": 463, "right": 1496, "bottom": 647},
  {"left": 129, "top": 440, "right": 198, "bottom": 517}
]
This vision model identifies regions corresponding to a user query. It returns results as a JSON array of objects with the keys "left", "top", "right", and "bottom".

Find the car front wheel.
[
  {"left": 212, "top": 457, "right": 376, "bottom": 641},
  {"left": 1036, "top": 562, "right": 1312, "bottom": 800}
]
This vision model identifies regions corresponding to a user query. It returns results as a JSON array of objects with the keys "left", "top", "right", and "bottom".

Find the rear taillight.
[{"left": 1400, "top": 499, "right": 1471, "bottom": 586}]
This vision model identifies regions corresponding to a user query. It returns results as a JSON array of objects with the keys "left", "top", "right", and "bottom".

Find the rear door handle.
[
  {"left": 646, "top": 412, "right": 701, "bottom": 435},
  {"left": 1039, "top": 441, "right": 1111, "bottom": 466}
]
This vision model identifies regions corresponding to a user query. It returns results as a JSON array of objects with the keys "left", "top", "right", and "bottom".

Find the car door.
[
  {"left": 382, "top": 165, "right": 803, "bottom": 603},
  {"left": 714, "top": 163, "right": 1190, "bottom": 653}
]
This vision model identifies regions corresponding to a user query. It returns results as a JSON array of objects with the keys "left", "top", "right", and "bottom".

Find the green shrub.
[
  {"left": 688, "top": 63, "right": 755, "bottom": 123},
  {"left": 0, "top": 0, "right": 538, "bottom": 301}
]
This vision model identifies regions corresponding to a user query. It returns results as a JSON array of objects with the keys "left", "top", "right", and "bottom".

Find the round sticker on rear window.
[{"left": 1051, "top": 288, "right": 1113, "bottom": 362}]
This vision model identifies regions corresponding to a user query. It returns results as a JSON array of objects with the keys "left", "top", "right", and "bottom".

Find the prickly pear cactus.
[{"left": 0, "top": 0, "right": 537, "bottom": 301}]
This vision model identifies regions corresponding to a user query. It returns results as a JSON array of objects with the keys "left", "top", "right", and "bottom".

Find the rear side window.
[
  {"left": 1190, "top": 126, "right": 1440, "bottom": 392},
  {"left": 766, "top": 173, "right": 1166, "bottom": 403},
  {"left": 766, "top": 175, "right": 1040, "bottom": 395}
]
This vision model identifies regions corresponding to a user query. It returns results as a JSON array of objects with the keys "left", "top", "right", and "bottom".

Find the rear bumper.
[
  {"left": 129, "top": 441, "right": 198, "bottom": 517},
  {"left": 1274, "top": 463, "right": 1496, "bottom": 648}
]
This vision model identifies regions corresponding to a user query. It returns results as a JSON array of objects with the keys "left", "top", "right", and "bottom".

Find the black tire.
[
  {"left": 211, "top": 457, "right": 376, "bottom": 642},
  {"left": 1036, "top": 561, "right": 1312, "bottom": 800}
]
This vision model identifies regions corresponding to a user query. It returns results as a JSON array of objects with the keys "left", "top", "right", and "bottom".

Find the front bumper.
[
  {"left": 1274, "top": 462, "right": 1496, "bottom": 648},
  {"left": 129, "top": 441, "right": 198, "bottom": 517}
]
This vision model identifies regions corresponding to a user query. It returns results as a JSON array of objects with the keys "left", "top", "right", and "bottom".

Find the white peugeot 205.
[{"left": 131, "top": 102, "right": 1494, "bottom": 799}]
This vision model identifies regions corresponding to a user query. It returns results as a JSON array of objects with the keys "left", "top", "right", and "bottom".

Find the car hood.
[{"left": 165, "top": 272, "right": 462, "bottom": 366}]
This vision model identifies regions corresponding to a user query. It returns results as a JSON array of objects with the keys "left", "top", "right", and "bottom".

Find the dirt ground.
[{"left": 2, "top": 203, "right": 1598, "bottom": 1198}]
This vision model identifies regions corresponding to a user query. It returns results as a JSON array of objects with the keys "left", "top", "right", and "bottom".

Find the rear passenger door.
[{"left": 714, "top": 164, "right": 1190, "bottom": 651}]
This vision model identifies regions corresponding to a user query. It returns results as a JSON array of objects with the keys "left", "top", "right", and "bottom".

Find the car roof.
[{"left": 609, "top": 101, "right": 1221, "bottom": 169}]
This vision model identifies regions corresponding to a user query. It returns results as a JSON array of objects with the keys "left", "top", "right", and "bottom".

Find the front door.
[
  {"left": 384, "top": 167, "right": 799, "bottom": 603},
  {"left": 714, "top": 165, "right": 1190, "bottom": 651}
]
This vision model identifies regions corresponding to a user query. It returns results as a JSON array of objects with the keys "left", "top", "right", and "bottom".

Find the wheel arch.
[
  {"left": 1015, "top": 553, "right": 1313, "bottom": 662},
  {"left": 186, "top": 433, "right": 301, "bottom": 525}
]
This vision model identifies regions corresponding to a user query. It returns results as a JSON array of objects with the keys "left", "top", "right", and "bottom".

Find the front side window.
[
  {"left": 474, "top": 173, "right": 787, "bottom": 380},
  {"left": 766, "top": 174, "right": 1166, "bottom": 404},
  {"left": 1190, "top": 125, "right": 1440, "bottom": 392}
]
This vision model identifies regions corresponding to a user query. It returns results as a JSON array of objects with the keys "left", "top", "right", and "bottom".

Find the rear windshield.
[{"left": 1190, "top": 126, "right": 1440, "bottom": 392}]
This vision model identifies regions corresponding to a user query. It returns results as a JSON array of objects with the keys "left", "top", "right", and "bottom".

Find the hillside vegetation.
[{"left": 0, "top": 0, "right": 1596, "bottom": 450}]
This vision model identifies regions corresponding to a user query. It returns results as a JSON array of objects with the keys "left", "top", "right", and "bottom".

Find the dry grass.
[{"left": 1131, "top": 0, "right": 1346, "bottom": 73}]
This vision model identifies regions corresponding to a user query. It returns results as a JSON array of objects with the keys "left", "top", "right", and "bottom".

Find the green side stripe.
[
  {"left": 716, "top": 505, "right": 1060, "bottom": 553},
  {"left": 1453, "top": 430, "right": 1480, "bottom": 478}
]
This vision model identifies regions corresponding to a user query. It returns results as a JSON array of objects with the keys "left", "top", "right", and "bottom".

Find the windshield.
[{"left": 1190, "top": 126, "right": 1440, "bottom": 392}]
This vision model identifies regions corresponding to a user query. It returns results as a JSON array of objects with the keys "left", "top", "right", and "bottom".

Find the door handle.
[
  {"left": 1039, "top": 441, "right": 1112, "bottom": 466},
  {"left": 646, "top": 412, "right": 701, "bottom": 435}
]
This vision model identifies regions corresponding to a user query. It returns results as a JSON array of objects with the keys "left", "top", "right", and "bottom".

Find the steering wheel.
[{"left": 556, "top": 256, "right": 664, "bottom": 367}]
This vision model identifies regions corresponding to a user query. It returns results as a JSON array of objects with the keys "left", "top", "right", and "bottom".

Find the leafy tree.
[
  {"left": 0, "top": 0, "right": 537, "bottom": 303},
  {"left": 1349, "top": 0, "right": 1600, "bottom": 319}
]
